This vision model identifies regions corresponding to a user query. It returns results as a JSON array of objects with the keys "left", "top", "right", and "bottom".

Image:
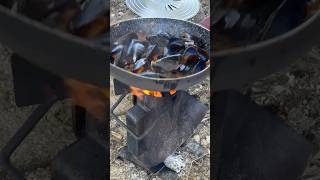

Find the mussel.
[
  {"left": 112, "top": 31, "right": 209, "bottom": 78},
  {"left": 146, "top": 33, "right": 171, "bottom": 47},
  {"left": 127, "top": 39, "right": 146, "bottom": 63},
  {"left": 111, "top": 44, "right": 124, "bottom": 62},
  {"left": 213, "top": 0, "right": 311, "bottom": 51},
  {"left": 167, "top": 40, "right": 185, "bottom": 55},
  {"left": 133, "top": 58, "right": 147, "bottom": 74},
  {"left": 151, "top": 55, "right": 182, "bottom": 73},
  {"left": 116, "top": 32, "right": 139, "bottom": 47}
]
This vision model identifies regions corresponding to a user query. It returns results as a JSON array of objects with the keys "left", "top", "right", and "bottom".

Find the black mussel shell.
[
  {"left": 167, "top": 40, "right": 185, "bottom": 55},
  {"left": 111, "top": 44, "right": 124, "bottom": 64},
  {"left": 116, "top": 32, "right": 138, "bottom": 46},
  {"left": 180, "top": 32, "right": 192, "bottom": 41},
  {"left": 191, "top": 61, "right": 206, "bottom": 73},
  {"left": 197, "top": 48, "right": 209, "bottom": 62},
  {"left": 133, "top": 58, "right": 147, "bottom": 73},
  {"left": 182, "top": 46, "right": 199, "bottom": 64},
  {"left": 168, "top": 36, "right": 181, "bottom": 43},
  {"left": 127, "top": 39, "right": 146, "bottom": 62},
  {"left": 145, "top": 45, "right": 160, "bottom": 62},
  {"left": 191, "top": 35, "right": 207, "bottom": 49},
  {"left": 147, "top": 33, "right": 170, "bottom": 47},
  {"left": 151, "top": 55, "right": 182, "bottom": 73}
]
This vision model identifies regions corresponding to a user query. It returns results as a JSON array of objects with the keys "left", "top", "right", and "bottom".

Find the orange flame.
[
  {"left": 130, "top": 86, "right": 176, "bottom": 100},
  {"left": 64, "top": 78, "right": 108, "bottom": 121}
]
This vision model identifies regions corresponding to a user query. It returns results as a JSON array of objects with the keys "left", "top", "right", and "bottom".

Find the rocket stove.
[
  {"left": 110, "top": 18, "right": 210, "bottom": 172},
  {"left": 111, "top": 81, "right": 208, "bottom": 172}
]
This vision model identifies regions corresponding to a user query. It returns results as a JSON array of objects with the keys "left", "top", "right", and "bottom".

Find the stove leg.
[{"left": 0, "top": 98, "right": 58, "bottom": 180}]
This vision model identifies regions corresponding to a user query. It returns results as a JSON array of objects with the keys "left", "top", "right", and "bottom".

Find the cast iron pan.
[
  {"left": 0, "top": 5, "right": 108, "bottom": 87},
  {"left": 213, "top": 11, "right": 320, "bottom": 91},
  {"left": 110, "top": 18, "right": 210, "bottom": 91}
]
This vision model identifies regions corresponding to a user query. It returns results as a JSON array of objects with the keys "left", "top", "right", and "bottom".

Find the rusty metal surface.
[
  {"left": 110, "top": 18, "right": 210, "bottom": 91},
  {"left": 213, "top": 12, "right": 320, "bottom": 91},
  {"left": 0, "top": 5, "right": 108, "bottom": 87}
]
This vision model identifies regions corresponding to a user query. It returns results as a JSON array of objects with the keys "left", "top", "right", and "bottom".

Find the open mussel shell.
[
  {"left": 197, "top": 47, "right": 209, "bottom": 62},
  {"left": 182, "top": 46, "right": 199, "bottom": 64},
  {"left": 127, "top": 39, "right": 146, "bottom": 62},
  {"left": 133, "top": 58, "right": 146, "bottom": 73},
  {"left": 179, "top": 46, "right": 209, "bottom": 73},
  {"left": 151, "top": 54, "right": 182, "bottom": 73},
  {"left": 145, "top": 45, "right": 160, "bottom": 61},
  {"left": 111, "top": 44, "right": 124, "bottom": 63},
  {"left": 167, "top": 40, "right": 185, "bottom": 55},
  {"left": 115, "top": 32, "right": 139, "bottom": 46}
]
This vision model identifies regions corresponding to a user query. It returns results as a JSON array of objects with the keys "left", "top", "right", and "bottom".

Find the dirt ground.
[{"left": 110, "top": 0, "right": 210, "bottom": 179}]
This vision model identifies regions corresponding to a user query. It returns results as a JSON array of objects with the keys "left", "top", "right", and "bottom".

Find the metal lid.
[{"left": 125, "top": 0, "right": 200, "bottom": 20}]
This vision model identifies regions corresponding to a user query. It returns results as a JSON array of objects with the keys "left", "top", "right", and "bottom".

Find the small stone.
[
  {"left": 111, "top": 131, "right": 123, "bottom": 140},
  {"left": 164, "top": 154, "right": 185, "bottom": 173},
  {"left": 128, "top": 163, "right": 135, "bottom": 168},
  {"left": 111, "top": 13, "right": 115, "bottom": 18},
  {"left": 201, "top": 138, "right": 208, "bottom": 146},
  {"left": 193, "top": 135, "right": 200, "bottom": 143},
  {"left": 185, "top": 141, "right": 204, "bottom": 157},
  {"left": 131, "top": 173, "right": 138, "bottom": 179},
  {"left": 206, "top": 136, "right": 210, "bottom": 144},
  {"left": 158, "top": 168, "right": 178, "bottom": 179},
  {"left": 118, "top": 12, "right": 124, "bottom": 16}
]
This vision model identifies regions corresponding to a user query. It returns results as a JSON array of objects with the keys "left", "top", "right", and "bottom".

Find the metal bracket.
[
  {"left": 110, "top": 93, "right": 158, "bottom": 140},
  {"left": 0, "top": 97, "right": 58, "bottom": 180}
]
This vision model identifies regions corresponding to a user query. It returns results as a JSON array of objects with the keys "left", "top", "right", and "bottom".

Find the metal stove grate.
[{"left": 125, "top": 0, "right": 200, "bottom": 20}]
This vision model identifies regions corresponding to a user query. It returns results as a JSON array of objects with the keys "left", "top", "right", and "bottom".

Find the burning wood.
[{"left": 130, "top": 86, "right": 176, "bottom": 100}]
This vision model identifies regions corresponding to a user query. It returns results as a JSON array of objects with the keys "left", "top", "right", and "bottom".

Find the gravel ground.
[{"left": 110, "top": 0, "right": 210, "bottom": 179}]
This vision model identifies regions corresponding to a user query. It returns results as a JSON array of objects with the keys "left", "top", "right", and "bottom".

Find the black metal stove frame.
[{"left": 0, "top": 97, "right": 58, "bottom": 180}]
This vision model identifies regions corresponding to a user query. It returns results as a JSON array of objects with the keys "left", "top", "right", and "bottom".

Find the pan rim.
[
  {"left": 214, "top": 11, "right": 320, "bottom": 57},
  {"left": 110, "top": 17, "right": 210, "bottom": 83}
]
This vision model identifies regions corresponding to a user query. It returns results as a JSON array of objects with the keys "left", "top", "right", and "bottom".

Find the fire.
[
  {"left": 64, "top": 78, "right": 108, "bottom": 121},
  {"left": 130, "top": 86, "right": 176, "bottom": 100}
]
